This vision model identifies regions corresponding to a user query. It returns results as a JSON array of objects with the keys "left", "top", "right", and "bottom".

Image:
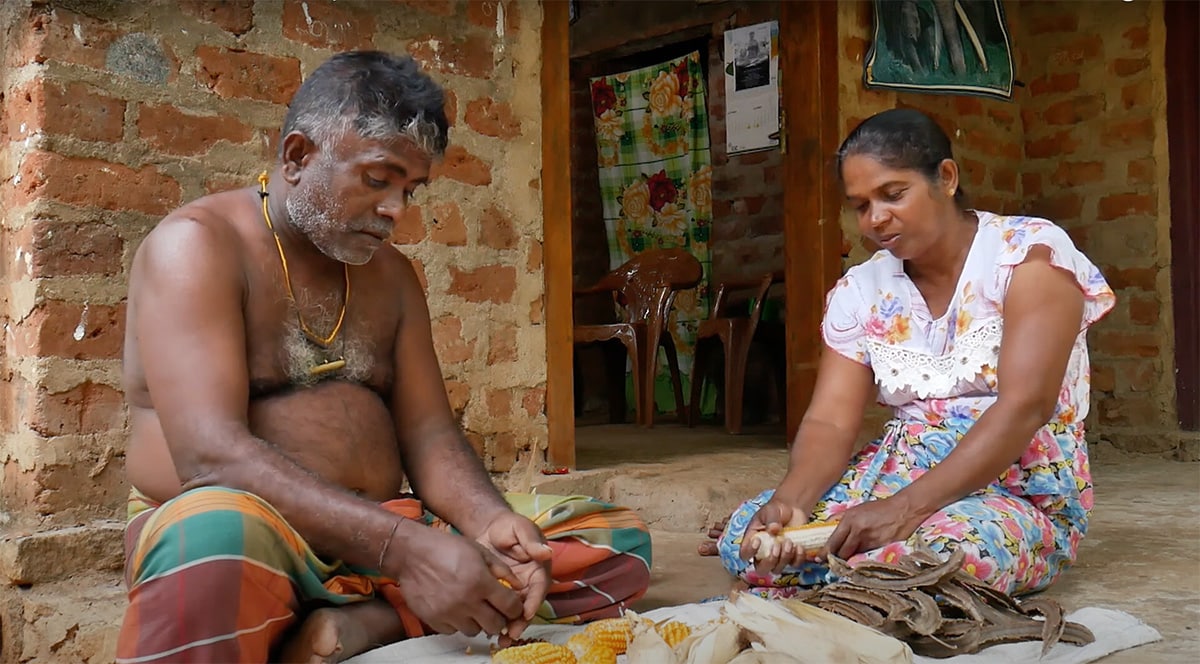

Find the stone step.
[
  {"left": 1, "top": 571, "right": 124, "bottom": 663},
  {"left": 532, "top": 447, "right": 788, "bottom": 534}
]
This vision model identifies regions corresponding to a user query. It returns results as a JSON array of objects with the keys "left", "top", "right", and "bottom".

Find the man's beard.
[{"left": 285, "top": 166, "right": 380, "bottom": 266}]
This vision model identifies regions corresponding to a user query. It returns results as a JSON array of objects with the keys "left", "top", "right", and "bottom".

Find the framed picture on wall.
[{"left": 864, "top": 0, "right": 1015, "bottom": 99}]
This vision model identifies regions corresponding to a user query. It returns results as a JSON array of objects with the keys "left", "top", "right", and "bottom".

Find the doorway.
[{"left": 540, "top": 1, "right": 843, "bottom": 468}]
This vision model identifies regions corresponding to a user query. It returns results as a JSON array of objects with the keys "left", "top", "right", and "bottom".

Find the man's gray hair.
[{"left": 280, "top": 51, "right": 449, "bottom": 158}]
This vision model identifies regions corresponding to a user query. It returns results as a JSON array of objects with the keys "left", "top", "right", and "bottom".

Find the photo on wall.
[{"left": 864, "top": 0, "right": 1014, "bottom": 100}]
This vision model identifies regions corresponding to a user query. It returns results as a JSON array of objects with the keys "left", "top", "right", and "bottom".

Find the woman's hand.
[
  {"left": 738, "top": 498, "right": 813, "bottom": 574},
  {"left": 821, "top": 496, "right": 927, "bottom": 561}
]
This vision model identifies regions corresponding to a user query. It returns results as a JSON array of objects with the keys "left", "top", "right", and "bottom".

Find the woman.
[{"left": 712, "top": 108, "right": 1115, "bottom": 598}]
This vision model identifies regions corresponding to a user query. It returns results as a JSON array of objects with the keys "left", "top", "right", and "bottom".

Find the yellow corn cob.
[
  {"left": 491, "top": 642, "right": 577, "bottom": 664},
  {"left": 575, "top": 643, "right": 617, "bottom": 664},
  {"left": 581, "top": 617, "right": 633, "bottom": 654},
  {"left": 654, "top": 620, "right": 692, "bottom": 648},
  {"left": 750, "top": 521, "right": 839, "bottom": 560}
]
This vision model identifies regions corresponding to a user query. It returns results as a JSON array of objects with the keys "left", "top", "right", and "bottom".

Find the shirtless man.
[{"left": 117, "top": 51, "right": 651, "bottom": 663}]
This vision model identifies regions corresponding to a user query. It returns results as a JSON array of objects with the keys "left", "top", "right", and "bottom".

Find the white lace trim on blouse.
[{"left": 868, "top": 317, "right": 1003, "bottom": 399}]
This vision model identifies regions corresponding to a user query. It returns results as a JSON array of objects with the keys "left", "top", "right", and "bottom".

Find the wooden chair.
[
  {"left": 573, "top": 248, "right": 703, "bottom": 428},
  {"left": 688, "top": 271, "right": 783, "bottom": 434}
]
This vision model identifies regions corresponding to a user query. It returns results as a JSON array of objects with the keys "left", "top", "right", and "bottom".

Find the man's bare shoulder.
[
  {"left": 132, "top": 189, "right": 254, "bottom": 282},
  {"left": 370, "top": 243, "right": 426, "bottom": 294}
]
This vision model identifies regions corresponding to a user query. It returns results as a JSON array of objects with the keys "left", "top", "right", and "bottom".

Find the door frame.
[
  {"left": 540, "top": 1, "right": 844, "bottom": 466},
  {"left": 1164, "top": 0, "right": 1199, "bottom": 430}
]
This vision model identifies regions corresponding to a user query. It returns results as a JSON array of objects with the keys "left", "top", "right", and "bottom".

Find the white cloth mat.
[{"left": 344, "top": 601, "right": 1161, "bottom": 664}]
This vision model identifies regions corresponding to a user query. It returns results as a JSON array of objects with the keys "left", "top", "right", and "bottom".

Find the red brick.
[
  {"left": 1094, "top": 330, "right": 1160, "bottom": 358},
  {"left": 1092, "top": 364, "right": 1116, "bottom": 393},
  {"left": 282, "top": 0, "right": 376, "bottom": 51},
  {"left": 1097, "top": 193, "right": 1155, "bottom": 220},
  {"left": 1101, "top": 118, "right": 1155, "bottom": 148},
  {"left": 1123, "top": 26, "right": 1149, "bottom": 49},
  {"left": 9, "top": 300, "right": 125, "bottom": 360},
  {"left": 195, "top": 46, "right": 301, "bottom": 104},
  {"left": 763, "top": 165, "right": 780, "bottom": 184},
  {"left": 180, "top": 0, "right": 254, "bottom": 35},
  {"left": 1042, "top": 95, "right": 1106, "bottom": 126},
  {"left": 1022, "top": 173, "right": 1043, "bottom": 199},
  {"left": 9, "top": 8, "right": 120, "bottom": 70},
  {"left": 988, "top": 107, "right": 1016, "bottom": 127},
  {"left": 487, "top": 432, "right": 518, "bottom": 472},
  {"left": 1117, "top": 360, "right": 1158, "bottom": 392},
  {"left": 953, "top": 97, "right": 984, "bottom": 116},
  {"left": 429, "top": 145, "right": 492, "bottom": 186},
  {"left": 16, "top": 151, "right": 180, "bottom": 215},
  {"left": 1107, "top": 266, "right": 1157, "bottom": 291},
  {"left": 1121, "top": 80, "right": 1152, "bottom": 111},
  {"left": 444, "top": 89, "right": 458, "bottom": 127},
  {"left": 445, "top": 380, "right": 470, "bottom": 416},
  {"left": 28, "top": 382, "right": 126, "bottom": 437},
  {"left": 1028, "top": 72, "right": 1080, "bottom": 97},
  {"left": 1110, "top": 57, "right": 1149, "bottom": 78},
  {"left": 486, "top": 389, "right": 512, "bottom": 419},
  {"left": 960, "top": 157, "right": 987, "bottom": 187},
  {"left": 1127, "top": 158, "right": 1155, "bottom": 185},
  {"left": 465, "top": 431, "right": 486, "bottom": 457},
  {"left": 1027, "top": 10, "right": 1078, "bottom": 35},
  {"left": 480, "top": 203, "right": 518, "bottom": 249},
  {"left": 992, "top": 168, "right": 1017, "bottom": 193},
  {"left": 522, "top": 387, "right": 546, "bottom": 417},
  {"left": 430, "top": 201, "right": 467, "bottom": 246},
  {"left": 1025, "top": 131, "right": 1080, "bottom": 159},
  {"left": 449, "top": 265, "right": 517, "bottom": 303},
  {"left": 5, "top": 81, "right": 113, "bottom": 144},
  {"left": 1128, "top": 294, "right": 1159, "bottom": 326},
  {"left": 487, "top": 324, "right": 518, "bottom": 364},
  {"left": 390, "top": 204, "right": 425, "bottom": 245},
  {"left": 527, "top": 240, "right": 542, "bottom": 273},
  {"left": 465, "top": 97, "right": 521, "bottom": 139},
  {"left": 1032, "top": 193, "right": 1083, "bottom": 221},
  {"left": 467, "top": 1, "right": 521, "bottom": 33},
  {"left": 1050, "top": 161, "right": 1105, "bottom": 187},
  {"left": 20, "top": 218, "right": 124, "bottom": 277},
  {"left": 430, "top": 316, "right": 475, "bottom": 364},
  {"left": 137, "top": 104, "right": 253, "bottom": 155},
  {"left": 409, "top": 34, "right": 495, "bottom": 79},
  {"left": 1049, "top": 35, "right": 1103, "bottom": 68},
  {"left": 1064, "top": 224, "right": 1090, "bottom": 251}
]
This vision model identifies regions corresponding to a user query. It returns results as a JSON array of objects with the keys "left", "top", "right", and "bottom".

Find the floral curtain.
[{"left": 589, "top": 50, "right": 713, "bottom": 415}]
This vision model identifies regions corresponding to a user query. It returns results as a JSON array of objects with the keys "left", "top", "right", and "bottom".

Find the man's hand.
[
  {"left": 821, "top": 497, "right": 928, "bottom": 561},
  {"left": 739, "top": 498, "right": 812, "bottom": 574},
  {"left": 390, "top": 527, "right": 524, "bottom": 637},
  {"left": 476, "top": 512, "right": 554, "bottom": 640}
]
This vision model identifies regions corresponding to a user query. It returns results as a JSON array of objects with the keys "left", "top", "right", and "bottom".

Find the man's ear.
[{"left": 280, "top": 131, "right": 318, "bottom": 184}]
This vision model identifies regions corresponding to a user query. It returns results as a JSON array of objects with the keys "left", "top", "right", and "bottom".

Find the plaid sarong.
[{"left": 117, "top": 487, "right": 651, "bottom": 663}]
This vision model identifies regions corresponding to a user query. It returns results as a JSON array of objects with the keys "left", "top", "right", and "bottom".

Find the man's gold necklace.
[{"left": 258, "top": 171, "right": 348, "bottom": 377}]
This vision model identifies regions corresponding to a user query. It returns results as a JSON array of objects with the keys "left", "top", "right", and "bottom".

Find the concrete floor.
[{"left": 533, "top": 423, "right": 1200, "bottom": 663}]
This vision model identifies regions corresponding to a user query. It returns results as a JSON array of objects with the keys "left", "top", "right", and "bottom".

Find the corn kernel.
[{"left": 491, "top": 641, "right": 577, "bottom": 664}]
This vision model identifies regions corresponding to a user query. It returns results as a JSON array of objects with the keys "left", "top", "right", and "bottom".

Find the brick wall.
[
  {"left": 836, "top": 0, "right": 1185, "bottom": 456},
  {"left": 0, "top": 2, "right": 544, "bottom": 655}
]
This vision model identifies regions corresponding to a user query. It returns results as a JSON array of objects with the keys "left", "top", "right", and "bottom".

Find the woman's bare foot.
[
  {"left": 279, "top": 600, "right": 404, "bottom": 663},
  {"left": 697, "top": 516, "right": 730, "bottom": 557}
]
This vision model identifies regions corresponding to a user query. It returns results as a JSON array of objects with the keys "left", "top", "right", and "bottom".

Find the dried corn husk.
[
  {"left": 727, "top": 646, "right": 805, "bottom": 664},
  {"left": 723, "top": 591, "right": 913, "bottom": 664},
  {"left": 674, "top": 618, "right": 743, "bottom": 664},
  {"left": 625, "top": 610, "right": 678, "bottom": 664}
]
